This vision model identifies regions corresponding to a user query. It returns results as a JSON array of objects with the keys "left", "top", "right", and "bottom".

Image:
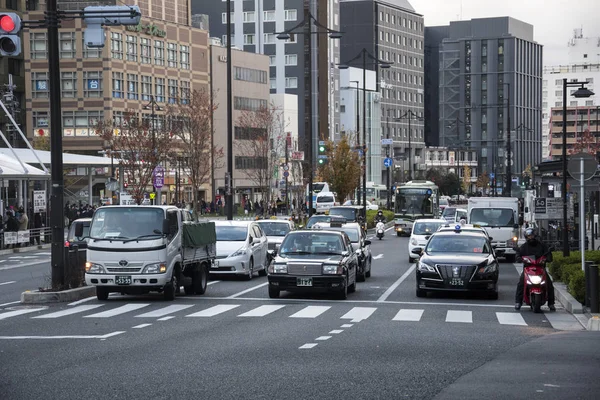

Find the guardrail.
[{"left": 0, "top": 227, "right": 52, "bottom": 250}]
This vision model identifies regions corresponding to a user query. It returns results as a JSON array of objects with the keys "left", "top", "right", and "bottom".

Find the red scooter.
[{"left": 521, "top": 254, "right": 549, "bottom": 313}]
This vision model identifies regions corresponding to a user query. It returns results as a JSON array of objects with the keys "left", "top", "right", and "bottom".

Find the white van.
[{"left": 315, "top": 191, "right": 337, "bottom": 214}]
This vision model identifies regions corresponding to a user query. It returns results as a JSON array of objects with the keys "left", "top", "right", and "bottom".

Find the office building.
[{"left": 548, "top": 106, "right": 600, "bottom": 160}]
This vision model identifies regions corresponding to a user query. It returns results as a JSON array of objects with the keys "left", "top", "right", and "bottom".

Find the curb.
[
  {"left": 0, "top": 244, "right": 51, "bottom": 256},
  {"left": 554, "top": 282, "right": 584, "bottom": 314},
  {"left": 587, "top": 315, "right": 600, "bottom": 331},
  {"left": 21, "top": 286, "right": 96, "bottom": 304}
]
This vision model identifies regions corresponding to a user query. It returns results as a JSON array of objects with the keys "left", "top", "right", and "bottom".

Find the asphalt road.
[{"left": 0, "top": 230, "right": 598, "bottom": 400}]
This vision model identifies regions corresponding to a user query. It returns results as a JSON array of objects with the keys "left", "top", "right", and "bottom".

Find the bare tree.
[
  {"left": 170, "top": 88, "right": 224, "bottom": 216},
  {"left": 95, "top": 111, "right": 175, "bottom": 204}
]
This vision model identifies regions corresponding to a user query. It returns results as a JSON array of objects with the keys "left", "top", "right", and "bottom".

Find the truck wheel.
[
  {"left": 193, "top": 264, "right": 208, "bottom": 295},
  {"left": 163, "top": 275, "right": 177, "bottom": 301},
  {"left": 96, "top": 287, "right": 109, "bottom": 301},
  {"left": 268, "top": 285, "right": 280, "bottom": 298}
]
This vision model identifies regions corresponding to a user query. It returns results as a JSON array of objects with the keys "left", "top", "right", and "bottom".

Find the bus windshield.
[{"left": 396, "top": 188, "right": 434, "bottom": 216}]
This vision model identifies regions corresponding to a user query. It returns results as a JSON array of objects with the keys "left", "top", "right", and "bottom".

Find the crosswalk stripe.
[
  {"left": 135, "top": 305, "right": 194, "bottom": 318},
  {"left": 83, "top": 304, "right": 150, "bottom": 318},
  {"left": 238, "top": 305, "right": 285, "bottom": 317},
  {"left": 393, "top": 309, "right": 424, "bottom": 322},
  {"left": 446, "top": 310, "right": 472, "bottom": 323},
  {"left": 32, "top": 305, "right": 104, "bottom": 319},
  {"left": 496, "top": 312, "right": 527, "bottom": 326},
  {"left": 0, "top": 308, "right": 46, "bottom": 320},
  {"left": 340, "top": 307, "right": 377, "bottom": 322},
  {"left": 289, "top": 306, "right": 331, "bottom": 319},
  {"left": 186, "top": 304, "right": 239, "bottom": 317}
]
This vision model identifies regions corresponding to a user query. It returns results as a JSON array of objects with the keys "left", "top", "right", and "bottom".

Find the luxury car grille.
[
  {"left": 436, "top": 265, "right": 476, "bottom": 280},
  {"left": 287, "top": 263, "right": 322, "bottom": 275}
]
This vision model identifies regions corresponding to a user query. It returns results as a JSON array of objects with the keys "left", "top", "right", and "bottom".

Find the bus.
[
  {"left": 306, "top": 182, "right": 330, "bottom": 207},
  {"left": 393, "top": 180, "right": 440, "bottom": 236},
  {"left": 356, "top": 182, "right": 389, "bottom": 207}
]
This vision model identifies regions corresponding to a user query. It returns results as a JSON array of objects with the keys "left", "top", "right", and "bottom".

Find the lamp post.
[
  {"left": 394, "top": 110, "right": 422, "bottom": 183},
  {"left": 143, "top": 95, "right": 162, "bottom": 205},
  {"left": 276, "top": 10, "right": 342, "bottom": 217},
  {"left": 339, "top": 49, "right": 392, "bottom": 220},
  {"left": 502, "top": 82, "right": 512, "bottom": 197},
  {"left": 349, "top": 80, "right": 360, "bottom": 205},
  {"left": 561, "top": 79, "right": 595, "bottom": 256},
  {"left": 225, "top": 0, "right": 233, "bottom": 220}
]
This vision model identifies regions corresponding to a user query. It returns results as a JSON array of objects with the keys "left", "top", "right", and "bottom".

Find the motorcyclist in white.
[{"left": 375, "top": 211, "right": 386, "bottom": 239}]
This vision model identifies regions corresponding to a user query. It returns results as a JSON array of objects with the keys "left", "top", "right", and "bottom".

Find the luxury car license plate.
[
  {"left": 449, "top": 278, "right": 464, "bottom": 286},
  {"left": 297, "top": 277, "right": 313, "bottom": 287},
  {"left": 115, "top": 275, "right": 132, "bottom": 285}
]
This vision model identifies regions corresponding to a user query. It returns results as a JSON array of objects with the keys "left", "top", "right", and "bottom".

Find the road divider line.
[
  {"left": 83, "top": 303, "right": 150, "bottom": 318},
  {"left": 315, "top": 336, "right": 331, "bottom": 341},
  {"left": 0, "top": 281, "right": 16, "bottom": 286},
  {"left": 135, "top": 304, "right": 194, "bottom": 318},
  {"left": 299, "top": 343, "right": 318, "bottom": 349},
  {"left": 373, "top": 254, "right": 383, "bottom": 260},
  {"left": 226, "top": 282, "right": 269, "bottom": 299},
  {"left": 0, "top": 300, "right": 20, "bottom": 307},
  {"left": 0, "top": 260, "right": 49, "bottom": 271},
  {"left": 157, "top": 316, "right": 175, "bottom": 321},
  {"left": 0, "top": 331, "right": 126, "bottom": 340},
  {"left": 132, "top": 323, "right": 152, "bottom": 329},
  {"left": 377, "top": 264, "right": 416, "bottom": 302},
  {"left": 385, "top": 226, "right": 395, "bottom": 232},
  {"left": 496, "top": 312, "right": 527, "bottom": 326},
  {"left": 446, "top": 310, "right": 473, "bottom": 323},
  {"left": 289, "top": 306, "right": 331, "bottom": 319},
  {"left": 329, "top": 329, "right": 344, "bottom": 334},
  {"left": 207, "top": 280, "right": 220, "bottom": 286},
  {"left": 0, "top": 307, "right": 46, "bottom": 320},
  {"left": 340, "top": 324, "right": 353, "bottom": 328},
  {"left": 393, "top": 309, "right": 424, "bottom": 322}
]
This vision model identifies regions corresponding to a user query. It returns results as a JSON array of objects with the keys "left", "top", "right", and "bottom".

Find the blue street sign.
[
  {"left": 383, "top": 157, "right": 393, "bottom": 168},
  {"left": 489, "top": 172, "right": 495, "bottom": 179},
  {"left": 283, "top": 171, "right": 289, "bottom": 178}
]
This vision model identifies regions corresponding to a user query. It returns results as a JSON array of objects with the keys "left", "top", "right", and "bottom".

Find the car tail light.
[{"left": 64, "top": 241, "right": 70, "bottom": 247}]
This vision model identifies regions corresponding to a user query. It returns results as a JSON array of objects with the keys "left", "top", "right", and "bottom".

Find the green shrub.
[
  {"left": 568, "top": 269, "right": 586, "bottom": 304},
  {"left": 366, "top": 209, "right": 395, "bottom": 229},
  {"left": 561, "top": 263, "right": 581, "bottom": 285},
  {"left": 549, "top": 250, "right": 600, "bottom": 282}
]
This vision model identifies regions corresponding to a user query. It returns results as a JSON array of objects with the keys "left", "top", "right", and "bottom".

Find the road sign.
[
  {"left": 283, "top": 171, "right": 289, "bottom": 178},
  {"left": 383, "top": 157, "right": 393, "bottom": 167},
  {"left": 568, "top": 152, "right": 597, "bottom": 181},
  {"left": 153, "top": 165, "right": 164, "bottom": 189},
  {"left": 534, "top": 197, "right": 569, "bottom": 220},
  {"left": 489, "top": 172, "right": 495, "bottom": 179},
  {"left": 149, "top": 193, "right": 156, "bottom": 200},
  {"left": 381, "top": 138, "right": 393, "bottom": 145},
  {"left": 283, "top": 164, "right": 289, "bottom": 171},
  {"left": 33, "top": 190, "right": 46, "bottom": 213}
]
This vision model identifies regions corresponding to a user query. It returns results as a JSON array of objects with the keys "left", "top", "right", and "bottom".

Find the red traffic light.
[{"left": 0, "top": 14, "right": 16, "bottom": 33}]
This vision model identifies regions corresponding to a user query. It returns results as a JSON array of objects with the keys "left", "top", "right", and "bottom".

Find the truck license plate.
[
  {"left": 297, "top": 277, "right": 312, "bottom": 287},
  {"left": 449, "top": 278, "right": 464, "bottom": 286},
  {"left": 115, "top": 275, "right": 131, "bottom": 285}
]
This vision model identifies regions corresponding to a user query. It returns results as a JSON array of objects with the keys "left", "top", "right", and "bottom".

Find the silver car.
[
  {"left": 212, "top": 221, "right": 269, "bottom": 279},
  {"left": 256, "top": 219, "right": 295, "bottom": 252}
]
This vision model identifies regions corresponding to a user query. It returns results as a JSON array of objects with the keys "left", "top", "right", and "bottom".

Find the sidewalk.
[{"left": 0, "top": 243, "right": 51, "bottom": 256}]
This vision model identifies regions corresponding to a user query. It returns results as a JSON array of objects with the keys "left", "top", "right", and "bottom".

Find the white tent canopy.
[
  {"left": 0, "top": 148, "right": 117, "bottom": 168},
  {"left": 0, "top": 152, "right": 49, "bottom": 180}
]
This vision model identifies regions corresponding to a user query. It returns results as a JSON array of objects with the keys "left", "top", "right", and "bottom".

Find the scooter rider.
[
  {"left": 515, "top": 228, "right": 555, "bottom": 311},
  {"left": 375, "top": 210, "right": 386, "bottom": 223}
]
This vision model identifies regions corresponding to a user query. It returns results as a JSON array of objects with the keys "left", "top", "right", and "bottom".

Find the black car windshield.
[
  {"left": 470, "top": 208, "right": 515, "bottom": 227},
  {"left": 426, "top": 235, "right": 489, "bottom": 254},
  {"left": 215, "top": 226, "right": 248, "bottom": 241},
  {"left": 279, "top": 232, "right": 345, "bottom": 255},
  {"left": 256, "top": 222, "right": 290, "bottom": 236},
  {"left": 413, "top": 221, "right": 444, "bottom": 235}
]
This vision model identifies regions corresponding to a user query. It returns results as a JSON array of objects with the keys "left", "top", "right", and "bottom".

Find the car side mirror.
[
  {"left": 489, "top": 237, "right": 494, "bottom": 241},
  {"left": 75, "top": 223, "right": 83, "bottom": 237},
  {"left": 364, "top": 240, "right": 371, "bottom": 246},
  {"left": 411, "top": 248, "right": 422, "bottom": 255},
  {"left": 252, "top": 237, "right": 261, "bottom": 245},
  {"left": 342, "top": 250, "right": 350, "bottom": 257}
]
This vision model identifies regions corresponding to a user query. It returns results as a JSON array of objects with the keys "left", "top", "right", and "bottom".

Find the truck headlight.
[
  {"left": 417, "top": 261, "right": 436, "bottom": 273},
  {"left": 85, "top": 262, "right": 106, "bottom": 274},
  {"left": 271, "top": 264, "right": 288, "bottom": 274},
  {"left": 142, "top": 263, "right": 167, "bottom": 274},
  {"left": 323, "top": 264, "right": 343, "bottom": 274}
]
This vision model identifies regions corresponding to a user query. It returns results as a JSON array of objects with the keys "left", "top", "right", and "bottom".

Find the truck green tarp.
[{"left": 182, "top": 221, "right": 217, "bottom": 248}]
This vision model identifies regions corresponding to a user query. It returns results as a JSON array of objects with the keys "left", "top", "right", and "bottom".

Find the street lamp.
[
  {"left": 339, "top": 48, "right": 392, "bottom": 220},
  {"left": 143, "top": 94, "right": 163, "bottom": 204},
  {"left": 561, "top": 79, "right": 594, "bottom": 256},
  {"left": 276, "top": 10, "right": 342, "bottom": 217},
  {"left": 394, "top": 110, "right": 421, "bottom": 183},
  {"left": 349, "top": 80, "right": 360, "bottom": 205}
]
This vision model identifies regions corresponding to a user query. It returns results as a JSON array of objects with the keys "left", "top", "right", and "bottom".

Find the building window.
[
  {"left": 264, "top": 33, "right": 276, "bottom": 44},
  {"left": 180, "top": 81, "right": 190, "bottom": 104},
  {"left": 82, "top": 39, "right": 101, "bottom": 58},
  {"left": 168, "top": 79, "right": 178, "bottom": 104},
  {"left": 61, "top": 71, "right": 77, "bottom": 98},
  {"left": 221, "top": 12, "right": 233, "bottom": 24},
  {"left": 112, "top": 72, "right": 123, "bottom": 98},
  {"left": 235, "top": 156, "right": 267, "bottom": 170},
  {"left": 180, "top": 45, "right": 190, "bottom": 69},
  {"left": 154, "top": 40, "right": 165, "bottom": 65},
  {"left": 126, "top": 35, "right": 137, "bottom": 62},
  {"left": 127, "top": 74, "right": 139, "bottom": 100},
  {"left": 555, "top": 90, "right": 563, "bottom": 96},
  {"left": 141, "top": 75, "right": 152, "bottom": 101},
  {"left": 285, "top": 54, "right": 297, "bottom": 66},
  {"left": 234, "top": 97, "right": 268, "bottom": 111},
  {"left": 270, "top": 78, "right": 276, "bottom": 90},
  {"left": 586, "top": 100, "right": 594, "bottom": 106},
  {"left": 285, "top": 77, "right": 298, "bottom": 88},
  {"left": 155, "top": 78, "right": 165, "bottom": 102},
  {"left": 32, "top": 72, "right": 49, "bottom": 98},
  {"left": 59, "top": 32, "right": 75, "bottom": 58},
  {"left": 111, "top": 32, "right": 123, "bottom": 59},
  {"left": 167, "top": 42, "right": 177, "bottom": 67},
  {"left": 269, "top": 55, "right": 276, "bottom": 66},
  {"left": 243, "top": 11, "right": 255, "bottom": 22},
  {"left": 244, "top": 34, "right": 255, "bottom": 45},
  {"left": 555, "top": 101, "right": 562, "bottom": 107},
  {"left": 234, "top": 126, "right": 267, "bottom": 140},
  {"left": 83, "top": 71, "right": 102, "bottom": 98},
  {"left": 33, "top": 111, "right": 49, "bottom": 128},
  {"left": 263, "top": 10, "right": 276, "bottom": 21},
  {"left": 30, "top": 32, "right": 47, "bottom": 59},
  {"left": 284, "top": 9, "right": 297, "bottom": 21},
  {"left": 141, "top": 38, "right": 151, "bottom": 64},
  {"left": 113, "top": 111, "right": 124, "bottom": 127},
  {"left": 234, "top": 66, "right": 267, "bottom": 84}
]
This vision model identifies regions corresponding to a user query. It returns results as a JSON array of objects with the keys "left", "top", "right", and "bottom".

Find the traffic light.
[
  {"left": 317, "top": 157, "right": 328, "bottom": 166},
  {"left": 0, "top": 13, "right": 22, "bottom": 56},
  {"left": 317, "top": 140, "right": 328, "bottom": 165}
]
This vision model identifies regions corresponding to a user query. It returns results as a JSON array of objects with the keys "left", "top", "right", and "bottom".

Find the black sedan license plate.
[
  {"left": 449, "top": 278, "right": 464, "bottom": 286},
  {"left": 115, "top": 275, "right": 132, "bottom": 285},
  {"left": 297, "top": 277, "right": 313, "bottom": 287}
]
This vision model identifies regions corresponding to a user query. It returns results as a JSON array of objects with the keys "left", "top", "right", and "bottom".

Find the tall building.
[
  {"left": 340, "top": 0, "right": 425, "bottom": 183},
  {"left": 542, "top": 29, "right": 599, "bottom": 159},
  {"left": 428, "top": 17, "right": 543, "bottom": 191},
  {"left": 548, "top": 106, "right": 600, "bottom": 160},
  {"left": 191, "top": 0, "right": 340, "bottom": 161},
  {"left": 423, "top": 25, "right": 448, "bottom": 147}
]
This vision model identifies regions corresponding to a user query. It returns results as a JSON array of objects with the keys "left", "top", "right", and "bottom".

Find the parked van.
[{"left": 315, "top": 191, "right": 337, "bottom": 214}]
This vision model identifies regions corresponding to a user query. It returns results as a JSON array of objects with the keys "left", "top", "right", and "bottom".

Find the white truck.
[
  {"left": 467, "top": 197, "right": 520, "bottom": 262},
  {"left": 82, "top": 205, "right": 216, "bottom": 301}
]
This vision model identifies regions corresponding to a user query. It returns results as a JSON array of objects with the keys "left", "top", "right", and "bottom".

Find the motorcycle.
[
  {"left": 521, "top": 254, "right": 549, "bottom": 313},
  {"left": 376, "top": 221, "right": 385, "bottom": 240}
]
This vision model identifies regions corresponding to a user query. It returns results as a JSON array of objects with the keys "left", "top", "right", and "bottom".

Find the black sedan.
[
  {"left": 267, "top": 230, "right": 359, "bottom": 300},
  {"left": 413, "top": 230, "right": 499, "bottom": 299}
]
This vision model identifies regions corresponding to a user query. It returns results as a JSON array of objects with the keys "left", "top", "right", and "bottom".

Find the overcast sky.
[{"left": 410, "top": 0, "right": 600, "bottom": 65}]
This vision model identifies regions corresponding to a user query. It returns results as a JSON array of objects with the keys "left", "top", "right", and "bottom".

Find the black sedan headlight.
[
  {"left": 417, "top": 261, "right": 436, "bottom": 273},
  {"left": 478, "top": 263, "right": 498, "bottom": 274}
]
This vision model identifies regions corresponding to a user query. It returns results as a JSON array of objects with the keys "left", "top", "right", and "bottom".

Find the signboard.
[
  {"left": 17, "top": 230, "right": 30, "bottom": 244},
  {"left": 534, "top": 197, "right": 565, "bottom": 220},
  {"left": 381, "top": 138, "right": 393, "bottom": 145},
  {"left": 87, "top": 79, "right": 99, "bottom": 90},
  {"left": 33, "top": 190, "right": 46, "bottom": 213},
  {"left": 153, "top": 165, "right": 164, "bottom": 189},
  {"left": 120, "top": 194, "right": 136, "bottom": 205},
  {"left": 291, "top": 151, "right": 304, "bottom": 161},
  {"left": 383, "top": 157, "right": 393, "bottom": 168},
  {"left": 3, "top": 232, "right": 16, "bottom": 245}
]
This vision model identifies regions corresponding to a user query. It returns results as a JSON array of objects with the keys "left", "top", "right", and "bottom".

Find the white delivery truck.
[
  {"left": 82, "top": 205, "right": 216, "bottom": 301},
  {"left": 467, "top": 197, "right": 520, "bottom": 262}
]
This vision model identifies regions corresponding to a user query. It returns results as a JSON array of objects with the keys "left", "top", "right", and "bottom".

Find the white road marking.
[
  {"left": 0, "top": 300, "right": 20, "bottom": 307},
  {"left": 373, "top": 254, "right": 383, "bottom": 260},
  {"left": 329, "top": 330, "right": 344, "bottom": 334},
  {"left": 315, "top": 336, "right": 331, "bottom": 341},
  {"left": 0, "top": 281, "right": 16, "bottom": 286},
  {"left": 496, "top": 312, "right": 527, "bottom": 326},
  {"left": 0, "top": 331, "right": 126, "bottom": 340},
  {"left": 289, "top": 306, "right": 331, "bottom": 319},
  {"left": 83, "top": 303, "right": 150, "bottom": 318},
  {"left": 132, "top": 323, "right": 152, "bottom": 329},
  {"left": 299, "top": 343, "right": 318, "bottom": 349},
  {"left": 186, "top": 304, "right": 239, "bottom": 317},
  {"left": 33, "top": 305, "right": 104, "bottom": 319},
  {"left": 385, "top": 226, "right": 395, "bottom": 232},
  {"left": 238, "top": 305, "right": 285, "bottom": 317},
  {"left": 377, "top": 264, "right": 416, "bottom": 302},
  {"left": 35, "top": 252, "right": 51, "bottom": 256},
  {"left": 340, "top": 324, "right": 353, "bottom": 328},
  {"left": 0, "top": 260, "right": 50, "bottom": 271},
  {"left": 393, "top": 309, "right": 424, "bottom": 322},
  {"left": 8, "top": 256, "right": 39, "bottom": 259},
  {"left": 226, "top": 282, "right": 269, "bottom": 299},
  {"left": 544, "top": 312, "right": 585, "bottom": 331},
  {"left": 135, "top": 305, "right": 194, "bottom": 318},
  {"left": 446, "top": 310, "right": 473, "bottom": 323},
  {"left": 341, "top": 307, "right": 377, "bottom": 322},
  {"left": 98, "top": 331, "right": 126, "bottom": 339},
  {"left": 207, "top": 280, "right": 220, "bottom": 286},
  {"left": 67, "top": 297, "right": 96, "bottom": 306},
  {"left": 544, "top": 384, "right": 561, "bottom": 388},
  {"left": 0, "top": 308, "right": 46, "bottom": 320},
  {"left": 0, "top": 260, "right": 6, "bottom": 263},
  {"left": 157, "top": 316, "right": 175, "bottom": 321}
]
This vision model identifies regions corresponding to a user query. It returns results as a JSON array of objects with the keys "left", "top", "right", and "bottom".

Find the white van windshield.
[{"left": 470, "top": 208, "right": 515, "bottom": 227}]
